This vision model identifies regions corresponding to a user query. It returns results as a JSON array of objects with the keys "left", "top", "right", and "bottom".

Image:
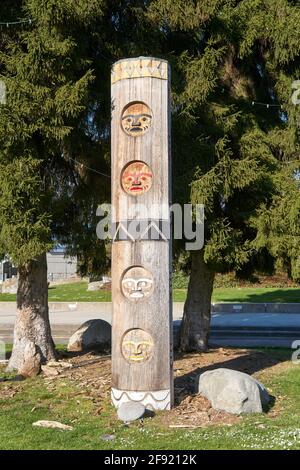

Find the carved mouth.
[
  {"left": 129, "top": 186, "right": 143, "bottom": 191},
  {"left": 129, "top": 291, "right": 144, "bottom": 298},
  {"left": 129, "top": 355, "right": 145, "bottom": 362},
  {"left": 132, "top": 127, "right": 143, "bottom": 131},
  {"left": 125, "top": 126, "right": 149, "bottom": 134}
]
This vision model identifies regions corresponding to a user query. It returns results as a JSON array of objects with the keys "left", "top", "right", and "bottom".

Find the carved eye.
[{"left": 142, "top": 117, "right": 147, "bottom": 122}]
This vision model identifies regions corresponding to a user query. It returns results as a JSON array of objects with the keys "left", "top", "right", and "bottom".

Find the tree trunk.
[
  {"left": 7, "top": 253, "right": 56, "bottom": 372},
  {"left": 180, "top": 249, "right": 215, "bottom": 352}
]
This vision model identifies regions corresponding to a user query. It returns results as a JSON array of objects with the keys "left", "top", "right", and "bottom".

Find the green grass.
[
  {"left": 174, "top": 287, "right": 300, "bottom": 303},
  {"left": 0, "top": 282, "right": 299, "bottom": 303},
  {"left": 1, "top": 349, "right": 300, "bottom": 450}
]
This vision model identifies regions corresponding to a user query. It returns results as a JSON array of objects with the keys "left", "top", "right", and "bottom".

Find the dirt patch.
[{"left": 55, "top": 347, "right": 285, "bottom": 427}]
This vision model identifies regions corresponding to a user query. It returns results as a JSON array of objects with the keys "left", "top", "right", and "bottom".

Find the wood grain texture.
[{"left": 111, "top": 57, "right": 173, "bottom": 406}]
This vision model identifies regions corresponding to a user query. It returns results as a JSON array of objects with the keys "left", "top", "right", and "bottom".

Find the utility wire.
[
  {"left": 0, "top": 18, "right": 33, "bottom": 26},
  {"left": 251, "top": 101, "right": 283, "bottom": 109},
  {"left": 66, "top": 155, "right": 111, "bottom": 179}
]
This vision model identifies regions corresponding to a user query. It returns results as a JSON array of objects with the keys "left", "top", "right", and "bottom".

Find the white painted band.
[{"left": 111, "top": 387, "right": 171, "bottom": 411}]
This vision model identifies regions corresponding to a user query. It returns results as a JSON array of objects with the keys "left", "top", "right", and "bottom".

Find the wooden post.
[{"left": 111, "top": 57, "right": 173, "bottom": 410}]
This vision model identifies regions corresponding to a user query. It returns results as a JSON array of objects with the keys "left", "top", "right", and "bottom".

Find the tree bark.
[
  {"left": 7, "top": 253, "right": 56, "bottom": 373},
  {"left": 179, "top": 249, "right": 215, "bottom": 352}
]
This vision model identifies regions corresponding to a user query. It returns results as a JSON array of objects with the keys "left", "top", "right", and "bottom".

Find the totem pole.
[{"left": 111, "top": 57, "right": 173, "bottom": 410}]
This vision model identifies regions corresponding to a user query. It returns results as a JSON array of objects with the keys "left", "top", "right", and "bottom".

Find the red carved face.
[{"left": 121, "top": 161, "right": 153, "bottom": 196}]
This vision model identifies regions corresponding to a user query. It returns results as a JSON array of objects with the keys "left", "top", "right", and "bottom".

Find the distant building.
[
  {"left": 0, "top": 247, "right": 77, "bottom": 282},
  {"left": 0, "top": 260, "right": 17, "bottom": 282},
  {"left": 47, "top": 247, "right": 77, "bottom": 281}
]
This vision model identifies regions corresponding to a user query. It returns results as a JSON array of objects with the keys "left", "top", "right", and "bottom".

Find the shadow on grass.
[{"left": 174, "top": 348, "right": 289, "bottom": 410}]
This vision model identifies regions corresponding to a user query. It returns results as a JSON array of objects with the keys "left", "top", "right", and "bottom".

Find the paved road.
[
  {"left": 0, "top": 302, "right": 299, "bottom": 348},
  {"left": 209, "top": 312, "right": 300, "bottom": 348}
]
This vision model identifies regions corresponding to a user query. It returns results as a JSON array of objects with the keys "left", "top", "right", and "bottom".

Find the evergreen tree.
[
  {"left": 1, "top": 0, "right": 299, "bottom": 365},
  {"left": 0, "top": 0, "right": 110, "bottom": 371},
  {"left": 146, "top": 0, "right": 300, "bottom": 350},
  {"left": 254, "top": 165, "right": 300, "bottom": 282}
]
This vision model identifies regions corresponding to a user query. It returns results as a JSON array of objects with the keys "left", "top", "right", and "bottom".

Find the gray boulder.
[
  {"left": 67, "top": 319, "right": 111, "bottom": 352},
  {"left": 2, "top": 278, "right": 18, "bottom": 294},
  {"left": 117, "top": 402, "right": 145, "bottom": 422},
  {"left": 87, "top": 281, "right": 104, "bottom": 291},
  {"left": 197, "top": 368, "right": 269, "bottom": 415}
]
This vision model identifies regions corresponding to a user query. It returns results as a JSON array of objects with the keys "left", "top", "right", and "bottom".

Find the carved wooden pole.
[{"left": 111, "top": 57, "right": 173, "bottom": 410}]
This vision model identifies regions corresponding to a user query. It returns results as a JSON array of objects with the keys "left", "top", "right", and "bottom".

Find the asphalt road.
[{"left": 0, "top": 303, "right": 300, "bottom": 348}]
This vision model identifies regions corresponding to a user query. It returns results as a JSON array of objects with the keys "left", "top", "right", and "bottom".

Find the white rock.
[
  {"left": 197, "top": 368, "right": 269, "bottom": 415},
  {"left": 2, "top": 278, "right": 18, "bottom": 294},
  {"left": 87, "top": 281, "right": 104, "bottom": 291},
  {"left": 117, "top": 401, "right": 146, "bottom": 422},
  {"left": 41, "top": 365, "right": 60, "bottom": 377},
  {"left": 47, "top": 360, "right": 72, "bottom": 369},
  {"left": 32, "top": 420, "right": 73, "bottom": 431}
]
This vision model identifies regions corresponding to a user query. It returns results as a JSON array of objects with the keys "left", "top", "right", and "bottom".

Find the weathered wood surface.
[{"left": 111, "top": 57, "right": 173, "bottom": 410}]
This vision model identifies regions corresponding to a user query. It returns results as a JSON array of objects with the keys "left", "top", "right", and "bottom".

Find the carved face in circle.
[
  {"left": 121, "top": 161, "right": 153, "bottom": 196},
  {"left": 121, "top": 102, "right": 152, "bottom": 137},
  {"left": 121, "top": 266, "right": 154, "bottom": 301},
  {"left": 122, "top": 329, "right": 154, "bottom": 364}
]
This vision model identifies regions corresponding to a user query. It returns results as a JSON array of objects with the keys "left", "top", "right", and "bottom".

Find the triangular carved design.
[
  {"left": 112, "top": 219, "right": 170, "bottom": 241},
  {"left": 111, "top": 58, "right": 168, "bottom": 84}
]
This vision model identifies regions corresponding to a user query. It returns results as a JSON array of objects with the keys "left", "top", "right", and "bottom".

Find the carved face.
[
  {"left": 121, "top": 102, "right": 152, "bottom": 137},
  {"left": 121, "top": 266, "right": 154, "bottom": 301},
  {"left": 121, "top": 161, "right": 153, "bottom": 196},
  {"left": 122, "top": 329, "right": 153, "bottom": 364}
]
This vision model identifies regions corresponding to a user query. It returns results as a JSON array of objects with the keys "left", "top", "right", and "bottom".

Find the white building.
[
  {"left": 0, "top": 248, "right": 77, "bottom": 282},
  {"left": 47, "top": 250, "right": 77, "bottom": 281}
]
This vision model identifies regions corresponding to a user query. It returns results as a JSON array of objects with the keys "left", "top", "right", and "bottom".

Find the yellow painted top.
[{"left": 111, "top": 57, "right": 168, "bottom": 83}]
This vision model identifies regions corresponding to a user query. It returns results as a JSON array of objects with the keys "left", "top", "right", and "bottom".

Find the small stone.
[
  {"left": 257, "top": 424, "right": 266, "bottom": 429},
  {"left": 41, "top": 365, "right": 60, "bottom": 377},
  {"left": 117, "top": 401, "right": 145, "bottom": 422},
  {"left": 32, "top": 420, "right": 73, "bottom": 431},
  {"left": 87, "top": 281, "right": 104, "bottom": 291},
  {"left": 101, "top": 434, "right": 116, "bottom": 441},
  {"left": 1, "top": 277, "right": 18, "bottom": 294},
  {"left": 47, "top": 360, "right": 72, "bottom": 369}
]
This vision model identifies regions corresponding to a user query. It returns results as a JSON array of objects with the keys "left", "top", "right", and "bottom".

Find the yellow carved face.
[
  {"left": 121, "top": 102, "right": 152, "bottom": 137},
  {"left": 122, "top": 329, "right": 153, "bottom": 364}
]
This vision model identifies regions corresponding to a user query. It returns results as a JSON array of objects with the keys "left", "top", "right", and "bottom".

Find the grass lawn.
[
  {"left": 0, "top": 347, "right": 300, "bottom": 450},
  {"left": 0, "top": 281, "right": 299, "bottom": 303}
]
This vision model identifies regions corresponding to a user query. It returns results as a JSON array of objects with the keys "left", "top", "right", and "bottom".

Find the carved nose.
[
  {"left": 133, "top": 178, "right": 141, "bottom": 185},
  {"left": 132, "top": 119, "right": 141, "bottom": 126}
]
